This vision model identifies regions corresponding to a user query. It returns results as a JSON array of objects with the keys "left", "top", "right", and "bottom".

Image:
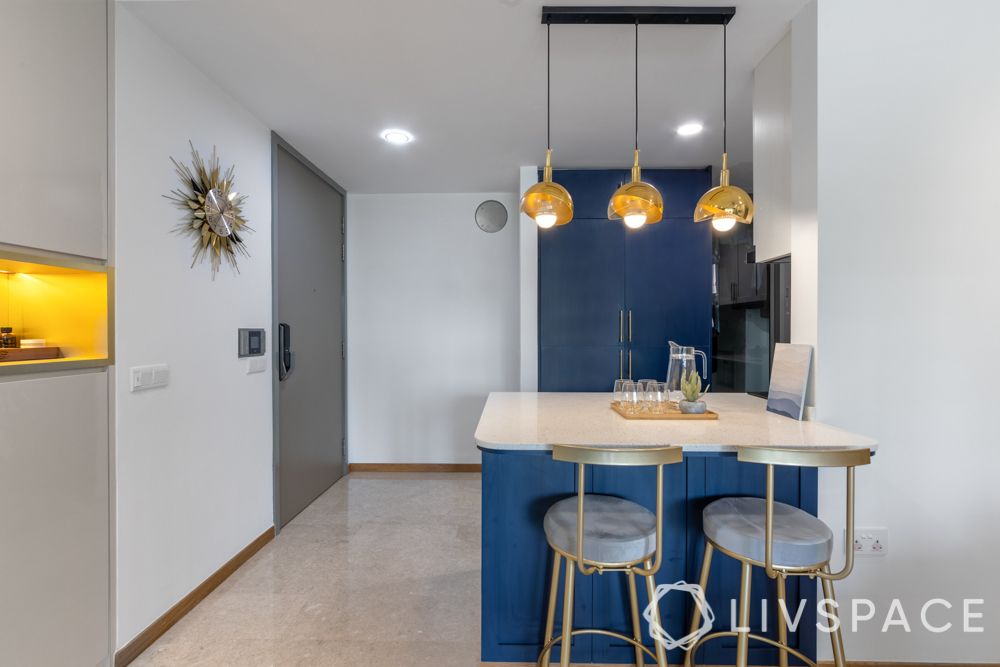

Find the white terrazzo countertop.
[{"left": 474, "top": 392, "right": 877, "bottom": 452}]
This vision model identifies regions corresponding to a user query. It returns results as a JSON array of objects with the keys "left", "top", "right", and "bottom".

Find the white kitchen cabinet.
[
  {"left": 0, "top": 0, "right": 108, "bottom": 260},
  {"left": 752, "top": 30, "right": 792, "bottom": 262},
  {"left": 0, "top": 370, "right": 110, "bottom": 666}
]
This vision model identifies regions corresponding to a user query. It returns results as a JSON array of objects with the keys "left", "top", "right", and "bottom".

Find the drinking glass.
[
  {"left": 613, "top": 379, "right": 626, "bottom": 405},
  {"left": 649, "top": 381, "right": 668, "bottom": 413},
  {"left": 621, "top": 380, "right": 639, "bottom": 414},
  {"left": 638, "top": 379, "right": 657, "bottom": 412}
]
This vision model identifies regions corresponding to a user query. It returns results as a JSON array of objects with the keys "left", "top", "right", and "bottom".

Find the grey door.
[{"left": 273, "top": 136, "right": 345, "bottom": 528}]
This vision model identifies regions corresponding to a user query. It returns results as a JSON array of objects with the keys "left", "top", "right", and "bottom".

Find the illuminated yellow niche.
[{"left": 0, "top": 256, "right": 109, "bottom": 367}]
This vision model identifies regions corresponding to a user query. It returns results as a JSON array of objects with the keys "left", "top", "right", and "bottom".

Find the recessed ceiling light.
[
  {"left": 676, "top": 122, "right": 704, "bottom": 137},
  {"left": 380, "top": 129, "right": 413, "bottom": 145}
]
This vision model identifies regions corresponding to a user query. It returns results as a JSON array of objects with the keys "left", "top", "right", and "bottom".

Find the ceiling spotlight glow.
[
  {"left": 677, "top": 122, "right": 703, "bottom": 137},
  {"left": 380, "top": 129, "right": 413, "bottom": 145}
]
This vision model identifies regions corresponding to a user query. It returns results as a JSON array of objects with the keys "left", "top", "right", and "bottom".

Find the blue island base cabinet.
[{"left": 480, "top": 448, "right": 818, "bottom": 665}]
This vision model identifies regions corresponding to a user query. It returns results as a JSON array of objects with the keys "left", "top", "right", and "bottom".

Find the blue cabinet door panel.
[
  {"left": 624, "top": 217, "right": 713, "bottom": 348},
  {"left": 482, "top": 450, "right": 595, "bottom": 663},
  {"left": 538, "top": 217, "right": 624, "bottom": 348},
  {"left": 540, "top": 345, "right": 623, "bottom": 392},
  {"left": 548, "top": 169, "right": 628, "bottom": 219},
  {"left": 643, "top": 167, "right": 713, "bottom": 220}
]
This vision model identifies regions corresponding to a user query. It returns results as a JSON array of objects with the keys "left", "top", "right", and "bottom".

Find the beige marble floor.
[{"left": 133, "top": 472, "right": 482, "bottom": 666}]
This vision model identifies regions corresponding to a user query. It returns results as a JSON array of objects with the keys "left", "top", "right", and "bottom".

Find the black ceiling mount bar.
[{"left": 541, "top": 6, "right": 735, "bottom": 25}]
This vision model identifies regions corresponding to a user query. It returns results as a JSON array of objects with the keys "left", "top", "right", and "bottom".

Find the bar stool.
[
  {"left": 537, "top": 444, "right": 683, "bottom": 667},
  {"left": 684, "top": 446, "right": 872, "bottom": 667}
]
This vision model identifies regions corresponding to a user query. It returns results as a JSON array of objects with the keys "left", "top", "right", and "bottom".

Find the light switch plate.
[
  {"left": 245, "top": 356, "right": 267, "bottom": 374},
  {"left": 130, "top": 364, "right": 169, "bottom": 392}
]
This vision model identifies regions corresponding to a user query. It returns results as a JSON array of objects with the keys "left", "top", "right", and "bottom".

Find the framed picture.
[{"left": 767, "top": 343, "right": 813, "bottom": 420}]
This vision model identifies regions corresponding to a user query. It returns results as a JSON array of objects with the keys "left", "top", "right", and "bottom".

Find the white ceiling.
[{"left": 125, "top": 0, "right": 805, "bottom": 193}]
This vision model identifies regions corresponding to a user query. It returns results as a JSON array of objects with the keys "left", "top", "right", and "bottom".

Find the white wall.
[
  {"left": 816, "top": 0, "right": 1000, "bottom": 659},
  {"left": 518, "top": 166, "right": 539, "bottom": 392},
  {"left": 752, "top": 32, "right": 792, "bottom": 263},
  {"left": 346, "top": 193, "right": 519, "bottom": 464},
  {"left": 114, "top": 6, "right": 273, "bottom": 648},
  {"left": 752, "top": 4, "right": 818, "bottom": 411},
  {"left": 789, "top": 2, "right": 818, "bottom": 410}
]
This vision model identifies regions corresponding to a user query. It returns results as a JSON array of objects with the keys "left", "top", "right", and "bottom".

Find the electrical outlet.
[
  {"left": 849, "top": 528, "right": 888, "bottom": 557},
  {"left": 130, "top": 364, "right": 169, "bottom": 392}
]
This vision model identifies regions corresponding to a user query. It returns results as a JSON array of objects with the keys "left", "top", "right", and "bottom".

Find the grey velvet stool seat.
[
  {"left": 702, "top": 497, "right": 834, "bottom": 568},
  {"left": 685, "top": 446, "right": 872, "bottom": 667},
  {"left": 544, "top": 494, "right": 657, "bottom": 565},
  {"left": 537, "top": 444, "right": 683, "bottom": 667}
]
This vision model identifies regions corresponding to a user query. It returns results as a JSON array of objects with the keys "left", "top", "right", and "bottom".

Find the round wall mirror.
[{"left": 475, "top": 200, "right": 508, "bottom": 233}]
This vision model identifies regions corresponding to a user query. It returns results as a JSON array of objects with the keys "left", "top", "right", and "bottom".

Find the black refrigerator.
[{"left": 712, "top": 229, "right": 791, "bottom": 396}]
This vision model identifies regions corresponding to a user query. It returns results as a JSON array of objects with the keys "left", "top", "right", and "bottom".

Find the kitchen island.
[{"left": 476, "top": 392, "right": 876, "bottom": 665}]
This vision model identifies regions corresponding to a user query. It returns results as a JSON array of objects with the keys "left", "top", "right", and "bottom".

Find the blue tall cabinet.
[{"left": 538, "top": 168, "right": 714, "bottom": 390}]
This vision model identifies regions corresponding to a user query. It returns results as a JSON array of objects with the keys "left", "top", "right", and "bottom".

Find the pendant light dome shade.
[
  {"left": 695, "top": 23, "right": 753, "bottom": 232},
  {"left": 694, "top": 152, "right": 753, "bottom": 228},
  {"left": 520, "top": 22, "right": 573, "bottom": 229},
  {"left": 608, "top": 149, "right": 663, "bottom": 227},
  {"left": 608, "top": 23, "right": 661, "bottom": 229},
  {"left": 521, "top": 149, "right": 573, "bottom": 228}
]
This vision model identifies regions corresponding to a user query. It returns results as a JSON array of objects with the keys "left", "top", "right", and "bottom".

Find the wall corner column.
[{"left": 517, "top": 166, "right": 538, "bottom": 392}]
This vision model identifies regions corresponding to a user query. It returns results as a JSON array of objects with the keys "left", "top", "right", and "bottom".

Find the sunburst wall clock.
[{"left": 165, "top": 142, "right": 252, "bottom": 275}]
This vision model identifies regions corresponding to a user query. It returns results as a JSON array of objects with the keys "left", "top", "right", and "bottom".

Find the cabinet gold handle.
[
  {"left": 619, "top": 349, "right": 624, "bottom": 379},
  {"left": 628, "top": 310, "right": 633, "bottom": 343},
  {"left": 628, "top": 350, "right": 632, "bottom": 379},
  {"left": 619, "top": 310, "right": 624, "bottom": 343}
]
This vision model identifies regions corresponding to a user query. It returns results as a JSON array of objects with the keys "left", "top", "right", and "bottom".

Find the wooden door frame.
[{"left": 270, "top": 132, "right": 348, "bottom": 533}]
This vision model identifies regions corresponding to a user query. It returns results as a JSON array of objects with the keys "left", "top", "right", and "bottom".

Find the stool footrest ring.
[
  {"left": 536, "top": 628, "right": 657, "bottom": 667},
  {"left": 686, "top": 630, "right": 817, "bottom": 667}
]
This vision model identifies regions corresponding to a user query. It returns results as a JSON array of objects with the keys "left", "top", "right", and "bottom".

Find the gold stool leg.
[
  {"left": 685, "top": 543, "right": 714, "bottom": 667},
  {"left": 627, "top": 570, "right": 645, "bottom": 667},
  {"left": 543, "top": 552, "right": 562, "bottom": 667},
  {"left": 775, "top": 575, "right": 789, "bottom": 667},
  {"left": 821, "top": 568, "right": 846, "bottom": 667},
  {"left": 560, "top": 558, "right": 576, "bottom": 667},
  {"left": 735, "top": 561, "right": 752, "bottom": 667},
  {"left": 643, "top": 559, "right": 668, "bottom": 667}
]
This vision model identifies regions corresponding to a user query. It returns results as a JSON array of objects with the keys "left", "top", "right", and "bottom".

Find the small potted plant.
[{"left": 679, "top": 370, "right": 709, "bottom": 414}]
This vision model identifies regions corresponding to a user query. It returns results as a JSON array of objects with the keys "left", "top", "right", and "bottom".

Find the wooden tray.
[
  {"left": 0, "top": 347, "right": 61, "bottom": 363},
  {"left": 611, "top": 401, "right": 718, "bottom": 420}
]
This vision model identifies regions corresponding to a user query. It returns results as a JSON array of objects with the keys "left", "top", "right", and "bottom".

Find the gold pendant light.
[
  {"left": 608, "top": 20, "right": 663, "bottom": 229},
  {"left": 609, "top": 149, "right": 664, "bottom": 228},
  {"left": 694, "top": 22, "right": 753, "bottom": 232},
  {"left": 521, "top": 21, "right": 573, "bottom": 229},
  {"left": 609, "top": 22, "right": 662, "bottom": 229},
  {"left": 522, "top": 148, "right": 573, "bottom": 228}
]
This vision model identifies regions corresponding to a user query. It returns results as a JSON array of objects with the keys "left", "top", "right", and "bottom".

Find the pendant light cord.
[
  {"left": 634, "top": 20, "right": 639, "bottom": 151},
  {"left": 546, "top": 19, "right": 551, "bottom": 150},
  {"left": 722, "top": 22, "right": 728, "bottom": 154}
]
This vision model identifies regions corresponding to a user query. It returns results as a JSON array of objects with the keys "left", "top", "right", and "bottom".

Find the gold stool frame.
[
  {"left": 537, "top": 444, "right": 684, "bottom": 667},
  {"left": 684, "top": 446, "right": 872, "bottom": 667}
]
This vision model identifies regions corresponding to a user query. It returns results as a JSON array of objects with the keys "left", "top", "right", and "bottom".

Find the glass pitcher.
[{"left": 665, "top": 341, "right": 708, "bottom": 404}]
